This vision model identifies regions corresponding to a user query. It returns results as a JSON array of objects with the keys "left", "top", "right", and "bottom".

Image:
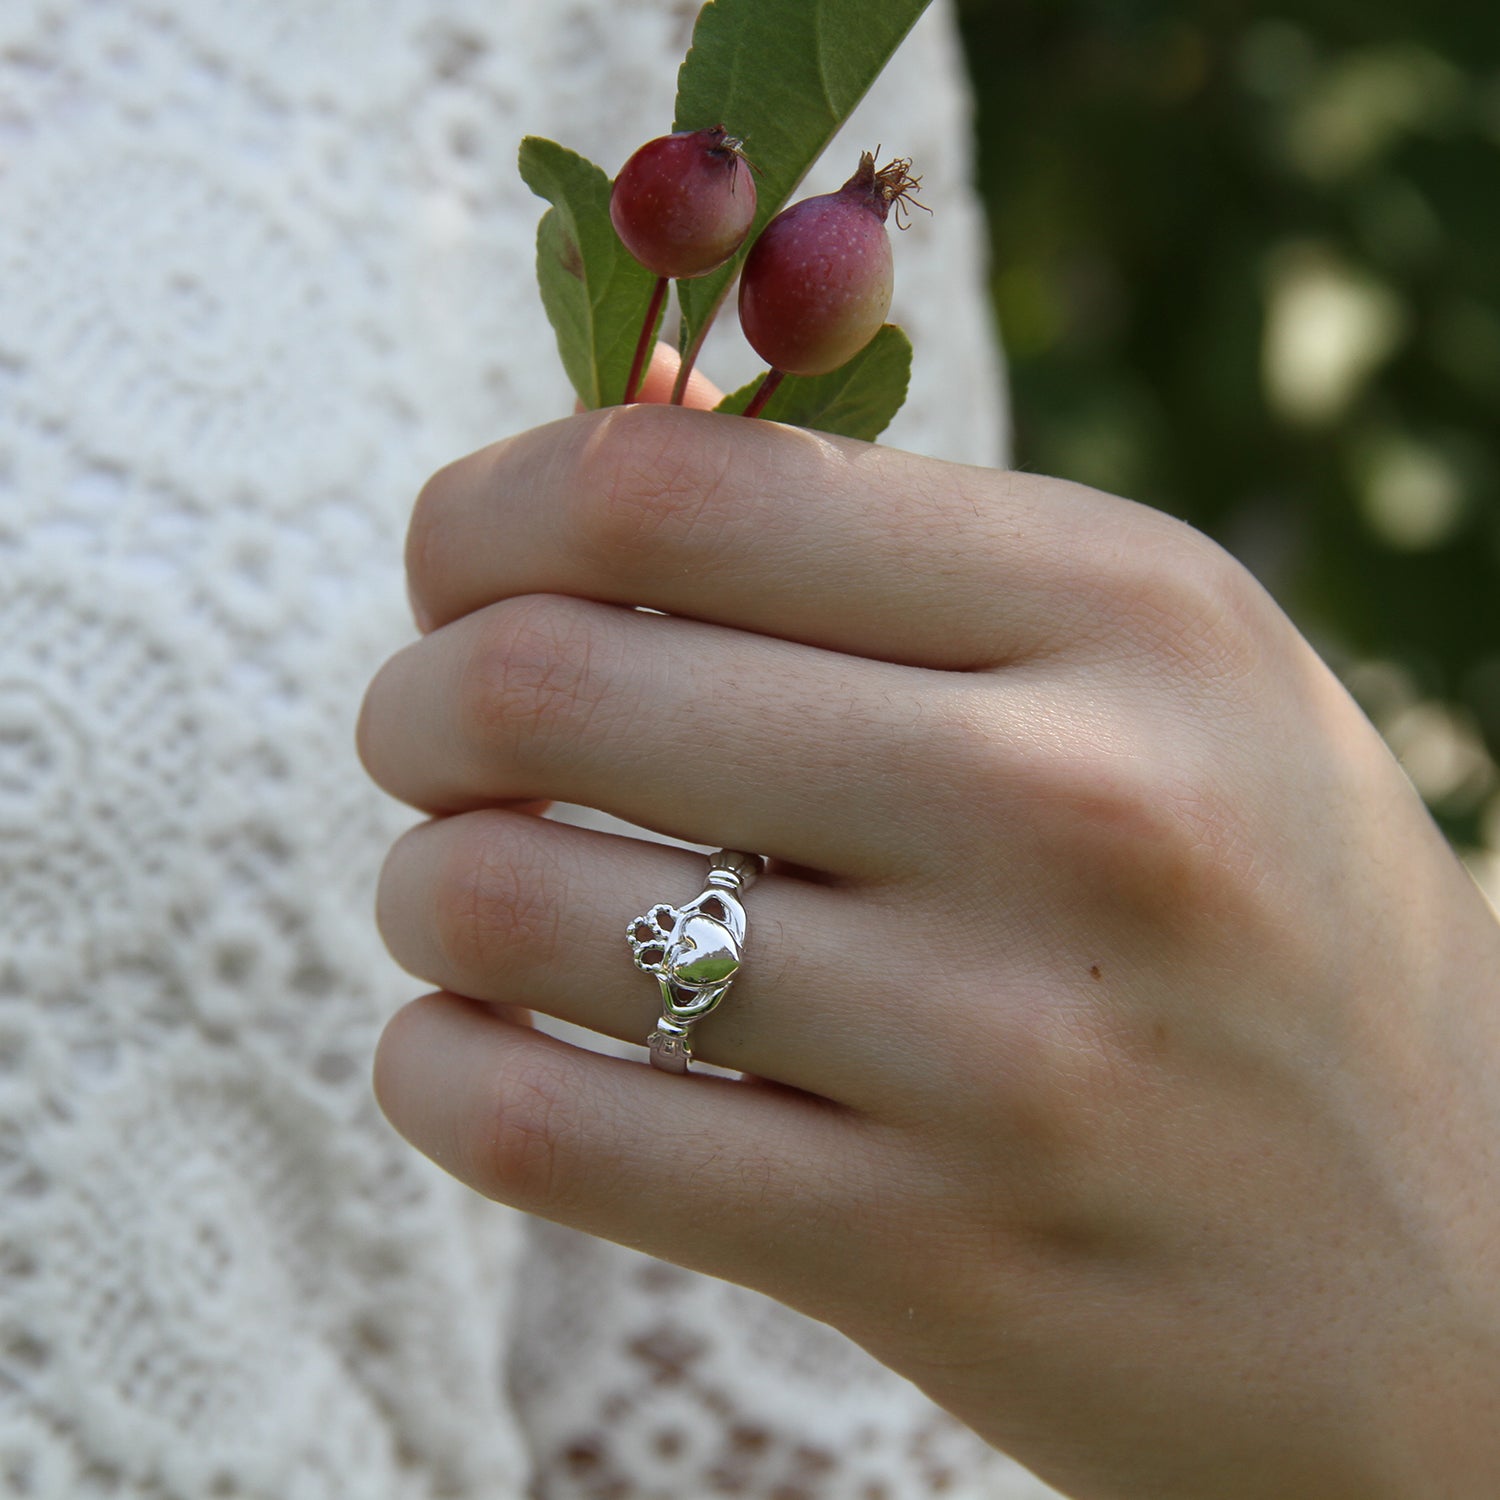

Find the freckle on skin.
[{"left": 1089, "top": 963, "right": 1102, "bottom": 980}]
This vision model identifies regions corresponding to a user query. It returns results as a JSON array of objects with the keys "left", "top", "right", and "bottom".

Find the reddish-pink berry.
[
  {"left": 610, "top": 126, "right": 757, "bottom": 279},
  {"left": 737, "top": 153, "right": 922, "bottom": 377}
]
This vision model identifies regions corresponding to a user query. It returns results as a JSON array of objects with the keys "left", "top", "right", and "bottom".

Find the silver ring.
[{"left": 627, "top": 850, "right": 762, "bottom": 1073}]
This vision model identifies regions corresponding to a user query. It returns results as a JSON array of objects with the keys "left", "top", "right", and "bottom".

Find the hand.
[{"left": 357, "top": 396, "right": 1500, "bottom": 1499}]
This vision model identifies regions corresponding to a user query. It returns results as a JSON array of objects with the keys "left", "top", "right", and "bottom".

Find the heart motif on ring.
[{"left": 628, "top": 898, "right": 741, "bottom": 987}]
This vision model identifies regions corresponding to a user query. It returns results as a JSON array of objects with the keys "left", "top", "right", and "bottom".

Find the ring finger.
[{"left": 376, "top": 808, "right": 915, "bottom": 1105}]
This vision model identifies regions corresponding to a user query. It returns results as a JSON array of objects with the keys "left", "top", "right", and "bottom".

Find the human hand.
[{"left": 357, "top": 400, "right": 1500, "bottom": 1499}]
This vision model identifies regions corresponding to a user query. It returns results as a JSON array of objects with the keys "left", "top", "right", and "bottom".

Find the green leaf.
[
  {"left": 673, "top": 0, "right": 934, "bottom": 365},
  {"left": 714, "top": 325, "right": 912, "bottom": 440},
  {"left": 519, "top": 136, "right": 664, "bottom": 409}
]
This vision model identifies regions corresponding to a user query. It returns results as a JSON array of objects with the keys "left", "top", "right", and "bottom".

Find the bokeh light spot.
[{"left": 1263, "top": 243, "right": 1406, "bottom": 424}]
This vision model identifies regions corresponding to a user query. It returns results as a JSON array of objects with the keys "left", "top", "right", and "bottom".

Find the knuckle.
[
  {"left": 1076, "top": 514, "right": 1273, "bottom": 687},
  {"left": 569, "top": 407, "right": 738, "bottom": 573},
  {"left": 993, "top": 1001, "right": 1123, "bottom": 1158},
  {"left": 1041, "top": 740, "right": 1241, "bottom": 908},
  {"left": 372, "top": 1000, "right": 573, "bottom": 1212},
  {"left": 456, "top": 595, "right": 606, "bottom": 764},
  {"left": 431, "top": 816, "right": 563, "bottom": 981},
  {"left": 954, "top": 1003, "right": 1151, "bottom": 1254},
  {"left": 468, "top": 1052, "right": 575, "bottom": 1208},
  {"left": 945, "top": 688, "right": 1250, "bottom": 919}
]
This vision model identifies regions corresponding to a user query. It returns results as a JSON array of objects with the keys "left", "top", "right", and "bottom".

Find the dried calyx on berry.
[
  {"left": 737, "top": 151, "right": 925, "bottom": 403},
  {"left": 851, "top": 150, "right": 926, "bottom": 227},
  {"left": 609, "top": 125, "right": 758, "bottom": 280}
]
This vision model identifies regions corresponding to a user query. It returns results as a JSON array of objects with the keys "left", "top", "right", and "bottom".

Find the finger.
[
  {"left": 633, "top": 341, "right": 725, "bottom": 409},
  {"left": 572, "top": 342, "right": 725, "bottom": 416},
  {"left": 372, "top": 990, "right": 881, "bottom": 1320},
  {"left": 358, "top": 592, "right": 937, "bottom": 875},
  {"left": 406, "top": 402, "right": 1150, "bottom": 668},
  {"left": 374, "top": 810, "right": 922, "bottom": 1105}
]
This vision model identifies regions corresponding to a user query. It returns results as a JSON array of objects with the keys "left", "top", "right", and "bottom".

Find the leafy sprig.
[{"left": 521, "top": 0, "right": 932, "bottom": 440}]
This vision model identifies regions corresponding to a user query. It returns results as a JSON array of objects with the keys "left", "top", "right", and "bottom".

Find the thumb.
[{"left": 632, "top": 341, "right": 726, "bottom": 409}]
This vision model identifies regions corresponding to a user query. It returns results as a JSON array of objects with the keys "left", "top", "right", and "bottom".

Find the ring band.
[{"left": 627, "top": 850, "right": 762, "bottom": 1073}]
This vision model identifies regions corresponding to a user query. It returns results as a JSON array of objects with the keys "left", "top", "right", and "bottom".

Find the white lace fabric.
[{"left": 0, "top": 1, "right": 1048, "bottom": 1495}]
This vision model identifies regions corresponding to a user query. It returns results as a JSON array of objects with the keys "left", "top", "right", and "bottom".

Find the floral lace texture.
[{"left": 0, "top": 0, "right": 1042, "bottom": 1495}]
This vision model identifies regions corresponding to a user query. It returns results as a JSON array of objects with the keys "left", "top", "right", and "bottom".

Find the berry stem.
[
  {"left": 622, "top": 276, "right": 669, "bottom": 404},
  {"left": 741, "top": 367, "right": 786, "bottom": 420},
  {"left": 669, "top": 312, "right": 714, "bottom": 405}
]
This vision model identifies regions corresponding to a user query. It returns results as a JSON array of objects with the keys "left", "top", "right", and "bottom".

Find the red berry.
[
  {"left": 610, "top": 126, "right": 757, "bottom": 279},
  {"left": 737, "top": 153, "right": 922, "bottom": 377}
]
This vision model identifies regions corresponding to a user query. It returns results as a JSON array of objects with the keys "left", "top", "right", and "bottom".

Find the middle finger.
[{"left": 358, "top": 591, "right": 944, "bottom": 877}]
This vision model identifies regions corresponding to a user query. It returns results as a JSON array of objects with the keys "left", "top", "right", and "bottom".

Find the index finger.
[{"left": 406, "top": 403, "right": 1148, "bottom": 670}]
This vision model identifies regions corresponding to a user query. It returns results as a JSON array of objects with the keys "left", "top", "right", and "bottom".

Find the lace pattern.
[{"left": 0, "top": 1, "right": 1041, "bottom": 1495}]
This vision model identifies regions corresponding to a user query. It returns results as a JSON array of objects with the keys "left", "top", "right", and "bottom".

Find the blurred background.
[{"left": 952, "top": 1, "right": 1500, "bottom": 889}]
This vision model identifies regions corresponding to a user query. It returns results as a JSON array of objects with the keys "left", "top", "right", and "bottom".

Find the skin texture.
[{"left": 358, "top": 355, "right": 1500, "bottom": 1499}]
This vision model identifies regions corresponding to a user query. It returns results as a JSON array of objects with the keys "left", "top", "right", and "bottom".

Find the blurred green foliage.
[{"left": 954, "top": 2, "right": 1500, "bottom": 846}]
